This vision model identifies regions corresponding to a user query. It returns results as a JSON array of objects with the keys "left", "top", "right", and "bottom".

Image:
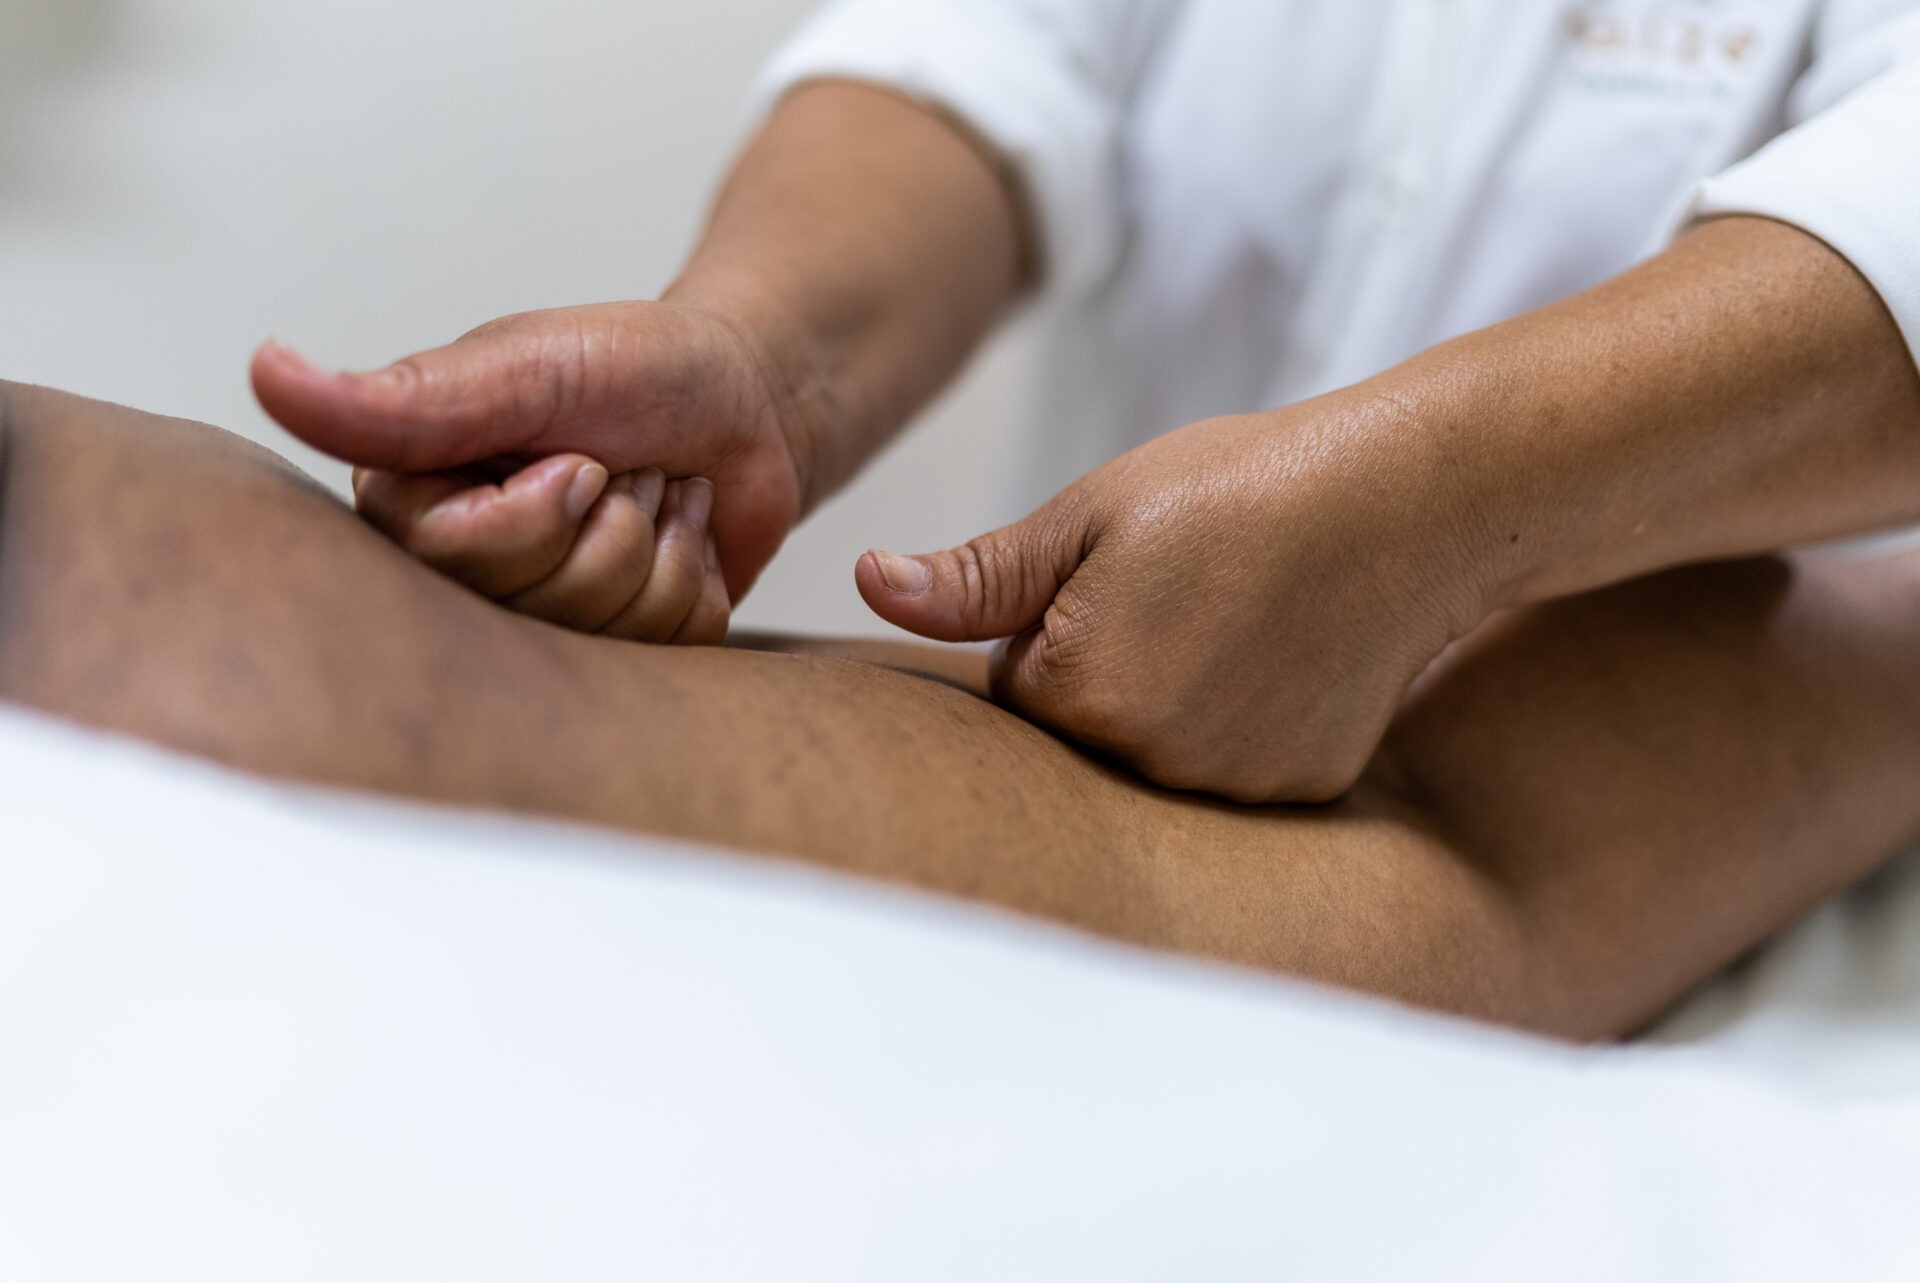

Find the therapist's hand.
[
  {"left": 250, "top": 300, "right": 816, "bottom": 635},
  {"left": 857, "top": 397, "right": 1498, "bottom": 803}
]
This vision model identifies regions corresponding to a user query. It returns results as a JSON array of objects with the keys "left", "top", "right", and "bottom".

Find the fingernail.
[
  {"left": 632, "top": 467, "right": 667, "bottom": 518},
  {"left": 565, "top": 461, "right": 608, "bottom": 522},
  {"left": 869, "top": 549, "right": 931, "bottom": 595},
  {"left": 682, "top": 477, "right": 715, "bottom": 532}
]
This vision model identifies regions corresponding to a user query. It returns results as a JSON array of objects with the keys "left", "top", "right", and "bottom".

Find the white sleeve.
[
  {"left": 748, "top": 0, "right": 1187, "bottom": 301},
  {"left": 1686, "top": 2, "right": 1920, "bottom": 364}
]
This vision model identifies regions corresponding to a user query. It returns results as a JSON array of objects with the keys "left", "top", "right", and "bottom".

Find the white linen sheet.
[{"left": 2, "top": 703, "right": 1918, "bottom": 1281}]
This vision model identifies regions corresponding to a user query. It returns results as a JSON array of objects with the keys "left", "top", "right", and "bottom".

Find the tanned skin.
[
  {"left": 250, "top": 84, "right": 1920, "bottom": 804},
  {"left": 4, "top": 382, "right": 1919, "bottom": 1041}
]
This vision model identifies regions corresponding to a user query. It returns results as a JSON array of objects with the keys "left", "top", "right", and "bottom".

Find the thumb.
[
  {"left": 250, "top": 330, "right": 576, "bottom": 472},
  {"left": 856, "top": 506, "right": 1087, "bottom": 643}
]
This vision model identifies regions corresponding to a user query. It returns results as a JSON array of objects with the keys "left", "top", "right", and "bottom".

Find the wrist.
[
  {"left": 662, "top": 267, "right": 856, "bottom": 516},
  {"left": 1389, "top": 339, "right": 1682, "bottom": 612},
  {"left": 1335, "top": 363, "right": 1563, "bottom": 620}
]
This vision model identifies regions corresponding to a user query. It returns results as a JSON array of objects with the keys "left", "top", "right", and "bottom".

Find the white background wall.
[{"left": 0, "top": 0, "right": 1032, "bottom": 636}]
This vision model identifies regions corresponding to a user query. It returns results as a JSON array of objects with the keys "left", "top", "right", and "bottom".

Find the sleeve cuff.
[{"left": 1681, "top": 59, "right": 1920, "bottom": 369}]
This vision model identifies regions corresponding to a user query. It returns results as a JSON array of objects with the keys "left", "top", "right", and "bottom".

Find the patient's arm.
[{"left": 3, "top": 382, "right": 1919, "bottom": 1040}]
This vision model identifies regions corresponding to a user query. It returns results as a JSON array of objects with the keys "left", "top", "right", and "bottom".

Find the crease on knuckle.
[
  {"left": 378, "top": 359, "right": 440, "bottom": 472},
  {"left": 508, "top": 325, "right": 591, "bottom": 447},
  {"left": 950, "top": 540, "right": 996, "bottom": 638},
  {"left": 652, "top": 549, "right": 706, "bottom": 618}
]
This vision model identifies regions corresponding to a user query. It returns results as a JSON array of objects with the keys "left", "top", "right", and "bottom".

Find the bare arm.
[
  {"left": 10, "top": 383, "right": 1920, "bottom": 1039},
  {"left": 854, "top": 214, "right": 1920, "bottom": 802},
  {"left": 668, "top": 79, "right": 1030, "bottom": 511},
  {"left": 1393, "top": 215, "right": 1920, "bottom": 607}
]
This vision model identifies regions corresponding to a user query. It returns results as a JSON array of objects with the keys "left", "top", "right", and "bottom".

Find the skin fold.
[{"left": 5, "top": 382, "right": 1920, "bottom": 1042}]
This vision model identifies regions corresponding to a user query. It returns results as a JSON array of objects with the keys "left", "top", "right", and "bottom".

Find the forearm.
[
  {"left": 665, "top": 80, "right": 1028, "bottom": 511},
  {"left": 1374, "top": 215, "right": 1920, "bottom": 607},
  {"left": 16, "top": 384, "right": 1920, "bottom": 1038}
]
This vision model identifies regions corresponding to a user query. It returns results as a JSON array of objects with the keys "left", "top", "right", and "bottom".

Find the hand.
[
  {"left": 351, "top": 456, "right": 731, "bottom": 644},
  {"left": 250, "top": 299, "right": 819, "bottom": 633},
  {"left": 856, "top": 397, "right": 1497, "bottom": 803}
]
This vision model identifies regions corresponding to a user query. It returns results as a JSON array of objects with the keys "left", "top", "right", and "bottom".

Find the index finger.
[{"left": 358, "top": 454, "right": 608, "bottom": 598}]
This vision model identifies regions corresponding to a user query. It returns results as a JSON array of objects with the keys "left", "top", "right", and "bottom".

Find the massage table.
[{"left": 3, "top": 702, "right": 1918, "bottom": 1280}]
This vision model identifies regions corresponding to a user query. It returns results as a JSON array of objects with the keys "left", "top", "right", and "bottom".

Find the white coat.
[{"left": 756, "top": 1, "right": 1920, "bottom": 499}]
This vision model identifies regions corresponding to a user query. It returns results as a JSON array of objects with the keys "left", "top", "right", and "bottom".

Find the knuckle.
[
  {"left": 509, "top": 346, "right": 575, "bottom": 438},
  {"left": 460, "top": 311, "right": 538, "bottom": 344},
  {"left": 954, "top": 534, "right": 1054, "bottom": 636},
  {"left": 440, "top": 520, "right": 570, "bottom": 599},
  {"left": 1001, "top": 609, "right": 1136, "bottom": 745},
  {"left": 383, "top": 355, "right": 430, "bottom": 399},
  {"left": 949, "top": 540, "right": 996, "bottom": 633},
  {"left": 374, "top": 359, "right": 445, "bottom": 472},
  {"left": 608, "top": 521, "right": 659, "bottom": 590},
  {"left": 484, "top": 320, "right": 598, "bottom": 444},
  {"left": 513, "top": 568, "right": 613, "bottom": 632},
  {"left": 512, "top": 515, "right": 576, "bottom": 575},
  {"left": 584, "top": 491, "right": 658, "bottom": 580},
  {"left": 615, "top": 558, "right": 704, "bottom": 642}
]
